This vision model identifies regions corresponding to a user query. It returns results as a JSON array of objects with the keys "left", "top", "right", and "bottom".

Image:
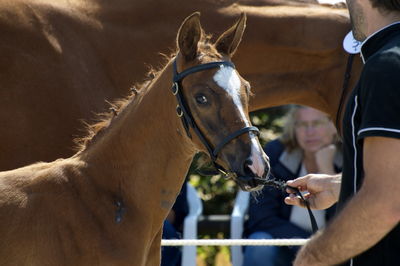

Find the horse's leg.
[{"left": 146, "top": 229, "right": 162, "bottom": 266}]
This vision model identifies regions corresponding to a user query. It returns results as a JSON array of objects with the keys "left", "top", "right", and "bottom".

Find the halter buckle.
[
  {"left": 176, "top": 105, "right": 183, "bottom": 117},
  {"left": 172, "top": 82, "right": 179, "bottom": 95}
]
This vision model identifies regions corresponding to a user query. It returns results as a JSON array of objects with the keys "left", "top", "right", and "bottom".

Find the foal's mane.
[
  {"left": 74, "top": 32, "right": 217, "bottom": 152},
  {"left": 73, "top": 65, "right": 163, "bottom": 152}
]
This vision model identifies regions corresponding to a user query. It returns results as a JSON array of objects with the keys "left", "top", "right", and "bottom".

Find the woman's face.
[{"left": 294, "top": 107, "right": 336, "bottom": 154}]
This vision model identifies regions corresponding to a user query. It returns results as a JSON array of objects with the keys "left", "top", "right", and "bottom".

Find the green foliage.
[
  {"left": 196, "top": 233, "right": 226, "bottom": 265},
  {"left": 190, "top": 173, "right": 237, "bottom": 215},
  {"left": 250, "top": 106, "right": 288, "bottom": 147}
]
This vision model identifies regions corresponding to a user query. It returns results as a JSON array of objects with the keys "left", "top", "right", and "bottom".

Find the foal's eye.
[{"left": 195, "top": 94, "right": 208, "bottom": 105}]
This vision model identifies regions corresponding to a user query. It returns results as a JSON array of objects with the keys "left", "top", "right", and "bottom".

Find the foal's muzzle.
[{"left": 227, "top": 162, "right": 270, "bottom": 192}]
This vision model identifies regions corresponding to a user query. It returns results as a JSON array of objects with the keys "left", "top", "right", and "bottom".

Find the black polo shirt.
[{"left": 340, "top": 23, "right": 400, "bottom": 266}]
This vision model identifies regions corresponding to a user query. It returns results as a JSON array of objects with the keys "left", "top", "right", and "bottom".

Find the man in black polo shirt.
[{"left": 284, "top": 1, "right": 400, "bottom": 265}]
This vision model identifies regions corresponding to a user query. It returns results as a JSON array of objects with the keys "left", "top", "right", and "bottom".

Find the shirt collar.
[
  {"left": 278, "top": 148, "right": 343, "bottom": 175},
  {"left": 360, "top": 21, "right": 400, "bottom": 63},
  {"left": 279, "top": 148, "right": 303, "bottom": 174}
]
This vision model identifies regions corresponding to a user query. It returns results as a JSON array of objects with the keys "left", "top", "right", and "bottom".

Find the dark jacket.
[
  {"left": 339, "top": 23, "right": 400, "bottom": 266},
  {"left": 244, "top": 139, "right": 342, "bottom": 239},
  {"left": 172, "top": 180, "right": 189, "bottom": 232}
]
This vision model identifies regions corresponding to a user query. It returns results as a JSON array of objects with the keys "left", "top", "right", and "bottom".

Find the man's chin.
[{"left": 352, "top": 29, "right": 367, "bottom": 42}]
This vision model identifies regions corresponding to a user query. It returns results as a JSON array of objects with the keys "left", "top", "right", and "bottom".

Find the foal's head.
[{"left": 174, "top": 13, "right": 270, "bottom": 191}]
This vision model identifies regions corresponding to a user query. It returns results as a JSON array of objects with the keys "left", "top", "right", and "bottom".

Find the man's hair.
[{"left": 369, "top": 0, "right": 400, "bottom": 12}]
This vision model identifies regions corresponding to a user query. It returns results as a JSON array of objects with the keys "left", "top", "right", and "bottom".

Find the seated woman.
[{"left": 243, "top": 105, "right": 342, "bottom": 266}]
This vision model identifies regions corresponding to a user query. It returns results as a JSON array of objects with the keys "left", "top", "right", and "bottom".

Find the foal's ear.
[
  {"left": 177, "top": 12, "right": 202, "bottom": 62},
  {"left": 215, "top": 13, "right": 246, "bottom": 57}
]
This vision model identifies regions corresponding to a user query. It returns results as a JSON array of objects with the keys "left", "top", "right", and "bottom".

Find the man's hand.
[
  {"left": 285, "top": 174, "right": 341, "bottom": 210},
  {"left": 289, "top": 137, "right": 400, "bottom": 266}
]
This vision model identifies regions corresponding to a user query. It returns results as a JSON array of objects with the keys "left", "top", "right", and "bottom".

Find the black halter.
[{"left": 172, "top": 58, "right": 259, "bottom": 171}]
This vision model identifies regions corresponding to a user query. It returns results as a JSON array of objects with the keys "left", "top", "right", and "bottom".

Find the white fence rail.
[{"left": 161, "top": 238, "right": 309, "bottom": 246}]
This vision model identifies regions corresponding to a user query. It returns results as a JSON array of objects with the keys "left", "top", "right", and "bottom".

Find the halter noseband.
[{"left": 172, "top": 58, "right": 259, "bottom": 168}]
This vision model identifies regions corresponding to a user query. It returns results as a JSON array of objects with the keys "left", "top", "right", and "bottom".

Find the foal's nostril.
[
  {"left": 243, "top": 158, "right": 254, "bottom": 177},
  {"left": 244, "top": 158, "right": 253, "bottom": 168}
]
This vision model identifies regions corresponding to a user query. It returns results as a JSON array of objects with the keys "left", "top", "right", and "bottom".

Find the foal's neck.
[{"left": 78, "top": 60, "right": 195, "bottom": 211}]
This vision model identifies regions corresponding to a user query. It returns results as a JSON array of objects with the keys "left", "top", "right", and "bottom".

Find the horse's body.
[
  {"left": 0, "top": 0, "right": 361, "bottom": 171},
  {"left": 0, "top": 13, "right": 269, "bottom": 265}
]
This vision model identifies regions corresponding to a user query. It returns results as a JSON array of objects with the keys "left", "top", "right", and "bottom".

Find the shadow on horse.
[{"left": 0, "top": 13, "right": 269, "bottom": 265}]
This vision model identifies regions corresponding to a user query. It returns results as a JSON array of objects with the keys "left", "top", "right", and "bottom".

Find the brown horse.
[
  {"left": 0, "top": 13, "right": 269, "bottom": 265},
  {"left": 0, "top": 0, "right": 361, "bottom": 171}
]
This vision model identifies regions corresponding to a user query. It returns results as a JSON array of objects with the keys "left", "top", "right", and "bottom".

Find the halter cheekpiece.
[{"left": 171, "top": 58, "right": 259, "bottom": 169}]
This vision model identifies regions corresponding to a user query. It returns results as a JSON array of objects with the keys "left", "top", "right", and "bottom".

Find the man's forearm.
[{"left": 294, "top": 184, "right": 398, "bottom": 266}]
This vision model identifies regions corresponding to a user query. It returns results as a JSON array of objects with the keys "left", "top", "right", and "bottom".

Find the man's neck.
[{"left": 365, "top": 6, "right": 400, "bottom": 37}]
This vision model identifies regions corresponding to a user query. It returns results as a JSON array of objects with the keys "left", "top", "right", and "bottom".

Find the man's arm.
[{"left": 293, "top": 136, "right": 400, "bottom": 266}]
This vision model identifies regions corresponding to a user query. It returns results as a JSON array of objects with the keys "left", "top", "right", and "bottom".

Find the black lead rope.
[{"left": 254, "top": 177, "right": 319, "bottom": 233}]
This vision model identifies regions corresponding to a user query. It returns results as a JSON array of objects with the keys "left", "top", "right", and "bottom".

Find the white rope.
[{"left": 161, "top": 238, "right": 309, "bottom": 246}]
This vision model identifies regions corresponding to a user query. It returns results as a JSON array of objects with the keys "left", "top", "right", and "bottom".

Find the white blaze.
[
  {"left": 213, "top": 66, "right": 266, "bottom": 177},
  {"left": 249, "top": 137, "right": 267, "bottom": 177},
  {"left": 213, "top": 65, "right": 248, "bottom": 124}
]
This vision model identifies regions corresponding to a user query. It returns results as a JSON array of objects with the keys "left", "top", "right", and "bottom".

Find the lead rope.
[
  {"left": 335, "top": 54, "right": 355, "bottom": 136},
  {"left": 254, "top": 177, "right": 319, "bottom": 233}
]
